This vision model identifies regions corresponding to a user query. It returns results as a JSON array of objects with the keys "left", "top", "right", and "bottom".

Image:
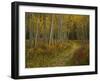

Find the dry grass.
[{"left": 25, "top": 40, "right": 89, "bottom": 68}]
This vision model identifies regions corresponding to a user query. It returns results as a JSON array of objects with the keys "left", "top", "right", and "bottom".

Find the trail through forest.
[
  {"left": 26, "top": 41, "right": 89, "bottom": 68},
  {"left": 25, "top": 12, "right": 89, "bottom": 68},
  {"left": 44, "top": 41, "right": 81, "bottom": 66},
  {"left": 53, "top": 42, "right": 81, "bottom": 66}
]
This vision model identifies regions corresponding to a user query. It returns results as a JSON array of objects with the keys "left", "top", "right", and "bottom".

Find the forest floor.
[{"left": 25, "top": 40, "right": 89, "bottom": 68}]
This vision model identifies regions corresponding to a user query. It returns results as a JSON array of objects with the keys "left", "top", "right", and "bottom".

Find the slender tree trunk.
[
  {"left": 66, "top": 31, "right": 69, "bottom": 40},
  {"left": 29, "top": 14, "right": 33, "bottom": 48},
  {"left": 58, "top": 15, "right": 63, "bottom": 42},
  {"left": 32, "top": 14, "right": 35, "bottom": 47},
  {"left": 43, "top": 15, "right": 47, "bottom": 42},
  {"left": 35, "top": 16, "right": 39, "bottom": 47},
  {"left": 49, "top": 15, "right": 54, "bottom": 46}
]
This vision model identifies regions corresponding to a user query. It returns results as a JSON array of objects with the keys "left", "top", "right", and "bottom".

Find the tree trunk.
[
  {"left": 58, "top": 15, "right": 63, "bottom": 42},
  {"left": 35, "top": 16, "right": 39, "bottom": 47},
  {"left": 49, "top": 15, "right": 54, "bottom": 45},
  {"left": 43, "top": 15, "right": 47, "bottom": 42},
  {"left": 29, "top": 14, "right": 33, "bottom": 48}
]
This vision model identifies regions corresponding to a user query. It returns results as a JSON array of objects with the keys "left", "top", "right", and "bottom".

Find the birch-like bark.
[
  {"left": 49, "top": 15, "right": 54, "bottom": 45},
  {"left": 35, "top": 15, "right": 39, "bottom": 47}
]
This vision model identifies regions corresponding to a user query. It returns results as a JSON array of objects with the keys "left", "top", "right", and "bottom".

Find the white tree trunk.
[
  {"left": 49, "top": 15, "right": 54, "bottom": 45},
  {"left": 35, "top": 16, "right": 39, "bottom": 47}
]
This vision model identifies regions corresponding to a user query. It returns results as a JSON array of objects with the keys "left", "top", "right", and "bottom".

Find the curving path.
[{"left": 49, "top": 42, "right": 81, "bottom": 66}]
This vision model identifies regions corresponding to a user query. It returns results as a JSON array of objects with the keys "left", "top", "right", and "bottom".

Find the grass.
[{"left": 25, "top": 40, "right": 89, "bottom": 68}]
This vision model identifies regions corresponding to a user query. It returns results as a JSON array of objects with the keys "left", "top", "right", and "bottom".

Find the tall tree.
[
  {"left": 49, "top": 15, "right": 54, "bottom": 46},
  {"left": 43, "top": 14, "right": 47, "bottom": 42},
  {"left": 35, "top": 15, "right": 40, "bottom": 47},
  {"left": 58, "top": 15, "right": 63, "bottom": 42},
  {"left": 29, "top": 13, "right": 33, "bottom": 48}
]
